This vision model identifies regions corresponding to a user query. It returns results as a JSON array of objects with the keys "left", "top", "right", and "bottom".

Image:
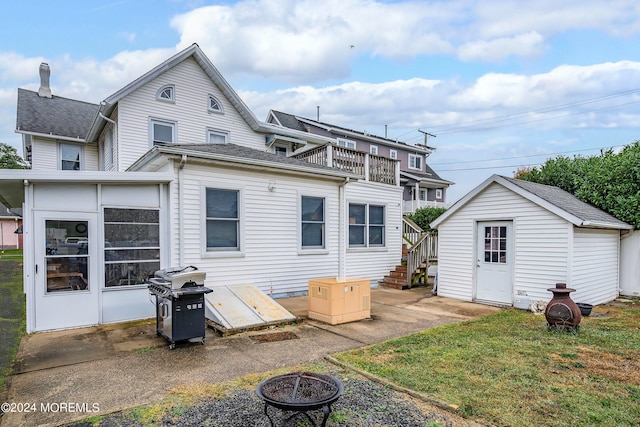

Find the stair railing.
[{"left": 402, "top": 216, "right": 438, "bottom": 288}]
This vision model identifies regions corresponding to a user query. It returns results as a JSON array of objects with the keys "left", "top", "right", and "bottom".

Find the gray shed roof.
[
  {"left": 16, "top": 88, "right": 98, "bottom": 140},
  {"left": 431, "top": 174, "right": 633, "bottom": 230},
  {"left": 501, "top": 176, "right": 631, "bottom": 228}
]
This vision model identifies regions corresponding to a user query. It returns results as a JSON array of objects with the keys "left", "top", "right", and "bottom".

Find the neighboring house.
[
  {"left": 430, "top": 174, "right": 634, "bottom": 308},
  {"left": 267, "top": 111, "right": 453, "bottom": 214},
  {"left": 1, "top": 44, "right": 404, "bottom": 333},
  {"left": 0, "top": 203, "right": 22, "bottom": 249}
]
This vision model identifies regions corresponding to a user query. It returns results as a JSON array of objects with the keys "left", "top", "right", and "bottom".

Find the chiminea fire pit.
[
  {"left": 545, "top": 282, "right": 582, "bottom": 332},
  {"left": 255, "top": 372, "right": 343, "bottom": 427}
]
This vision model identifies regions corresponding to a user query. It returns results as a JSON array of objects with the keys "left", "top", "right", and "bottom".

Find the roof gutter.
[
  {"left": 15, "top": 129, "right": 86, "bottom": 143},
  {"left": 580, "top": 220, "right": 634, "bottom": 230}
]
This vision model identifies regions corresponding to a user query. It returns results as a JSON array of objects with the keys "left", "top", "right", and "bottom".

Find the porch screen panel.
[{"left": 104, "top": 208, "right": 160, "bottom": 287}]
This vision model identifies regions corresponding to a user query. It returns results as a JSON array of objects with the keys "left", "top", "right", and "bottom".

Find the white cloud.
[
  {"left": 457, "top": 31, "right": 544, "bottom": 62},
  {"left": 168, "top": 0, "right": 640, "bottom": 83}
]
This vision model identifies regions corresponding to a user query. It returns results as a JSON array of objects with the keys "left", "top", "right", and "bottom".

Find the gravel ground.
[{"left": 68, "top": 373, "right": 477, "bottom": 427}]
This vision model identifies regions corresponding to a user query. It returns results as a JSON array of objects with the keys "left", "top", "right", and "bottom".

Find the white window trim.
[
  {"left": 337, "top": 138, "right": 356, "bottom": 150},
  {"left": 58, "top": 141, "right": 84, "bottom": 171},
  {"left": 408, "top": 154, "right": 423, "bottom": 171},
  {"left": 201, "top": 184, "right": 245, "bottom": 258},
  {"left": 207, "top": 128, "right": 230, "bottom": 144},
  {"left": 390, "top": 149, "right": 397, "bottom": 160},
  {"left": 156, "top": 85, "right": 175, "bottom": 103},
  {"left": 274, "top": 143, "right": 288, "bottom": 157},
  {"left": 149, "top": 118, "right": 177, "bottom": 147},
  {"left": 370, "top": 145, "right": 378, "bottom": 155},
  {"left": 347, "top": 201, "right": 387, "bottom": 249},
  {"left": 208, "top": 94, "right": 224, "bottom": 114},
  {"left": 298, "top": 191, "right": 329, "bottom": 255},
  {"left": 435, "top": 188, "right": 443, "bottom": 199}
]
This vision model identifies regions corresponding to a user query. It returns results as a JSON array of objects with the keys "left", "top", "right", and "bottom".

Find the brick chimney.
[{"left": 38, "top": 63, "right": 52, "bottom": 98}]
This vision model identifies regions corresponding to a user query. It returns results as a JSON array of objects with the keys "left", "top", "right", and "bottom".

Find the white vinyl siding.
[
  {"left": 344, "top": 181, "right": 402, "bottom": 283},
  {"left": 171, "top": 162, "right": 340, "bottom": 296},
  {"left": 571, "top": 228, "right": 620, "bottom": 305},
  {"left": 116, "top": 58, "right": 265, "bottom": 170},
  {"left": 436, "top": 183, "right": 570, "bottom": 302}
]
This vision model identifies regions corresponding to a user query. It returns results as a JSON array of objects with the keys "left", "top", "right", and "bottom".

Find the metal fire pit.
[
  {"left": 255, "top": 372, "right": 344, "bottom": 427},
  {"left": 545, "top": 282, "right": 582, "bottom": 332}
]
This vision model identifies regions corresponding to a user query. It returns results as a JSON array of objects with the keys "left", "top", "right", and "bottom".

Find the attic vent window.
[
  {"left": 208, "top": 95, "right": 223, "bottom": 113},
  {"left": 156, "top": 85, "right": 175, "bottom": 103}
]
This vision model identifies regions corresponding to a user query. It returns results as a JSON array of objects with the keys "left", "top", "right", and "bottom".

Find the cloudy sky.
[{"left": 2, "top": 0, "right": 640, "bottom": 201}]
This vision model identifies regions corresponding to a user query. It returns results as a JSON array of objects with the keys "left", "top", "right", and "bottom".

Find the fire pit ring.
[{"left": 255, "top": 372, "right": 343, "bottom": 427}]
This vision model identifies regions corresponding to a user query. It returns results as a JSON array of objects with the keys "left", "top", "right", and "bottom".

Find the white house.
[
  {"left": 2, "top": 44, "right": 404, "bottom": 333},
  {"left": 430, "top": 174, "right": 634, "bottom": 308}
]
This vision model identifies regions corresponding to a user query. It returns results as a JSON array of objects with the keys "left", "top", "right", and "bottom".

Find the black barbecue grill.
[{"left": 148, "top": 266, "right": 212, "bottom": 349}]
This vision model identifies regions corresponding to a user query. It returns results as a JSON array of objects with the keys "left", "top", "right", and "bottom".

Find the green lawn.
[
  {"left": 334, "top": 301, "right": 640, "bottom": 427},
  {"left": 0, "top": 256, "right": 25, "bottom": 396}
]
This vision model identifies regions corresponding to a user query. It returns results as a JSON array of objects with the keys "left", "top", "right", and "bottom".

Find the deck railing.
[{"left": 293, "top": 144, "right": 398, "bottom": 185}]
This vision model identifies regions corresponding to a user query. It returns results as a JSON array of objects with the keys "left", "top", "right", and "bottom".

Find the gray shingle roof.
[
  {"left": 16, "top": 88, "right": 98, "bottom": 140},
  {"left": 155, "top": 143, "right": 355, "bottom": 175},
  {"left": 502, "top": 176, "right": 631, "bottom": 228},
  {"left": 270, "top": 111, "right": 308, "bottom": 132}
]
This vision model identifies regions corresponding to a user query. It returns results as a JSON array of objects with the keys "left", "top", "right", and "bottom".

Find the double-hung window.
[
  {"left": 301, "top": 196, "right": 325, "bottom": 249},
  {"left": 337, "top": 138, "right": 356, "bottom": 150},
  {"left": 349, "top": 203, "right": 385, "bottom": 247},
  {"left": 409, "top": 154, "right": 422, "bottom": 171},
  {"left": 59, "top": 142, "right": 83, "bottom": 170},
  {"left": 205, "top": 188, "right": 239, "bottom": 250},
  {"left": 208, "top": 129, "right": 228, "bottom": 144},
  {"left": 151, "top": 119, "right": 176, "bottom": 145}
]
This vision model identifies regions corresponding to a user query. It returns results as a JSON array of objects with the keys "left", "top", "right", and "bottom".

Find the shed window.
[{"left": 484, "top": 226, "right": 507, "bottom": 264}]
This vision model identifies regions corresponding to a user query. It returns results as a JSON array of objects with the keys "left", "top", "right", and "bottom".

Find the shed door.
[
  {"left": 476, "top": 221, "right": 513, "bottom": 304},
  {"left": 34, "top": 211, "right": 99, "bottom": 331}
]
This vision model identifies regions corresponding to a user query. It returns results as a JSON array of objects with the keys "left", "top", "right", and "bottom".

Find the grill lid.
[{"left": 154, "top": 266, "right": 206, "bottom": 289}]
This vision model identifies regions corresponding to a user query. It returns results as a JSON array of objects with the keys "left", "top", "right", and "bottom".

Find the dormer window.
[
  {"left": 409, "top": 154, "right": 423, "bottom": 171},
  {"left": 156, "top": 85, "right": 175, "bottom": 103},
  {"left": 208, "top": 95, "right": 223, "bottom": 113}
]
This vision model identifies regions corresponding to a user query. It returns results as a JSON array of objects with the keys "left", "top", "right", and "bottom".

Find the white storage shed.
[{"left": 430, "top": 175, "right": 633, "bottom": 308}]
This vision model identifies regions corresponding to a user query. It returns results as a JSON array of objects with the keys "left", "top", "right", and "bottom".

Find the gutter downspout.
[
  {"left": 178, "top": 155, "right": 187, "bottom": 267},
  {"left": 338, "top": 177, "right": 350, "bottom": 280},
  {"left": 98, "top": 113, "right": 117, "bottom": 170}
]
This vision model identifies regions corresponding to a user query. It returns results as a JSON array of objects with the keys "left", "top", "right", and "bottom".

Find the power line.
[
  {"left": 391, "top": 87, "right": 640, "bottom": 141},
  {"left": 435, "top": 99, "right": 640, "bottom": 136},
  {"left": 429, "top": 144, "right": 626, "bottom": 166},
  {"left": 430, "top": 87, "right": 640, "bottom": 134}
]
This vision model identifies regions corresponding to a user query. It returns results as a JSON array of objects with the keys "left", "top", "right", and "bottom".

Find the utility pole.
[{"left": 417, "top": 129, "right": 437, "bottom": 157}]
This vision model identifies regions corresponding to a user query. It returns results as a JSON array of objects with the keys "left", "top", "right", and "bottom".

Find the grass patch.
[
  {"left": 0, "top": 259, "right": 25, "bottom": 397},
  {"left": 84, "top": 362, "right": 334, "bottom": 426},
  {"left": 334, "top": 302, "right": 640, "bottom": 427}
]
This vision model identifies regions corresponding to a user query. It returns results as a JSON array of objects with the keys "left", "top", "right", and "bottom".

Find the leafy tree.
[
  {"left": 0, "top": 143, "right": 29, "bottom": 169},
  {"left": 516, "top": 141, "right": 640, "bottom": 228},
  {"left": 407, "top": 206, "right": 447, "bottom": 232}
]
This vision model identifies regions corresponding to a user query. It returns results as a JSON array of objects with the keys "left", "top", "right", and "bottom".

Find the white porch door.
[
  {"left": 34, "top": 211, "right": 99, "bottom": 331},
  {"left": 476, "top": 221, "right": 513, "bottom": 304}
]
